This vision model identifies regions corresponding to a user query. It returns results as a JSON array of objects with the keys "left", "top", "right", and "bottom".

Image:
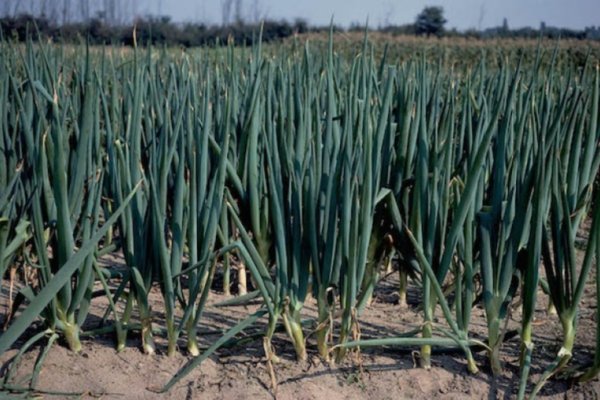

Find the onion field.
[{"left": 0, "top": 31, "right": 599, "bottom": 398}]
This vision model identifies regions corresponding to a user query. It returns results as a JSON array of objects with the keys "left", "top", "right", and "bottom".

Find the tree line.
[{"left": 0, "top": 4, "right": 598, "bottom": 46}]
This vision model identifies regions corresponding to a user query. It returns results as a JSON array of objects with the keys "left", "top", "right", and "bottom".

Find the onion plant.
[
  {"left": 525, "top": 65, "right": 600, "bottom": 396},
  {"left": 101, "top": 46, "right": 155, "bottom": 353},
  {"left": 10, "top": 41, "right": 108, "bottom": 352},
  {"left": 0, "top": 55, "right": 30, "bottom": 296}
]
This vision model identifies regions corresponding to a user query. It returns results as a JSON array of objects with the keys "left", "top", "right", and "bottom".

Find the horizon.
[
  {"left": 1, "top": 0, "right": 599, "bottom": 32},
  {"left": 158, "top": 0, "right": 599, "bottom": 31}
]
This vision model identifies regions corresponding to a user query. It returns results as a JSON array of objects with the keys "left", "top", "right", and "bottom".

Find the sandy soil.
[{"left": 1, "top": 257, "right": 599, "bottom": 400}]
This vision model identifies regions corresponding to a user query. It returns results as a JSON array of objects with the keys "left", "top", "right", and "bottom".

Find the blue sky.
[{"left": 140, "top": 0, "right": 599, "bottom": 30}]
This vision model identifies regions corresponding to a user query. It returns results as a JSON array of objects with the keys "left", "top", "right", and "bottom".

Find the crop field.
[{"left": 0, "top": 31, "right": 600, "bottom": 399}]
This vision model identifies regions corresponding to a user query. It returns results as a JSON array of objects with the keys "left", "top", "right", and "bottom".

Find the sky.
[{"left": 137, "top": 0, "right": 599, "bottom": 31}]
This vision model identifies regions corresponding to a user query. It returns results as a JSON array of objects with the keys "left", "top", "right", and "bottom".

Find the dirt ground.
[{"left": 1, "top": 257, "right": 599, "bottom": 400}]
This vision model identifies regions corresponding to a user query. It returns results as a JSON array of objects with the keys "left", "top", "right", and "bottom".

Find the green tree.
[{"left": 415, "top": 6, "right": 447, "bottom": 37}]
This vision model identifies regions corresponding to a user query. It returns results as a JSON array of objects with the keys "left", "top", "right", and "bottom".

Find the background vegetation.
[{"left": 1, "top": 4, "right": 599, "bottom": 46}]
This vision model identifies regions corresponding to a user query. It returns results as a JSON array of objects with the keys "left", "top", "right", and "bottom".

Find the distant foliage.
[
  {"left": 0, "top": 14, "right": 308, "bottom": 46},
  {"left": 0, "top": 12, "right": 598, "bottom": 46},
  {"left": 415, "top": 6, "right": 447, "bottom": 37}
]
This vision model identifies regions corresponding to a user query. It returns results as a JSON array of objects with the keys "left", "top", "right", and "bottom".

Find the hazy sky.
[{"left": 142, "top": 0, "right": 600, "bottom": 30}]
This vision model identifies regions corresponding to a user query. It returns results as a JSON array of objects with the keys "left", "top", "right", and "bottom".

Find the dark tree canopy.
[{"left": 415, "top": 6, "right": 447, "bottom": 37}]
